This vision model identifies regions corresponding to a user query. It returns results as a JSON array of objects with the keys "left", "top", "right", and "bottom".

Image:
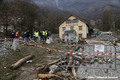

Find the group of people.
[
  {"left": 10, "top": 30, "right": 30, "bottom": 42},
  {"left": 33, "top": 30, "right": 51, "bottom": 42},
  {"left": 10, "top": 30, "right": 51, "bottom": 42},
  {"left": 10, "top": 30, "right": 19, "bottom": 38}
]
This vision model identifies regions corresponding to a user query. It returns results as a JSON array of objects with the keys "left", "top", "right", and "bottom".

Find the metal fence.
[{"left": 59, "top": 44, "right": 117, "bottom": 71}]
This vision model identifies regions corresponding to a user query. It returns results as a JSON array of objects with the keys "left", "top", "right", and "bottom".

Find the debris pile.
[
  {"left": 0, "top": 40, "right": 12, "bottom": 55},
  {"left": 1, "top": 36, "right": 119, "bottom": 80},
  {"left": 35, "top": 52, "right": 115, "bottom": 80},
  {"left": 35, "top": 58, "right": 84, "bottom": 80},
  {"left": 92, "top": 32, "right": 118, "bottom": 41},
  {"left": 85, "top": 40, "right": 111, "bottom": 45},
  {"left": 35, "top": 45, "right": 115, "bottom": 80}
]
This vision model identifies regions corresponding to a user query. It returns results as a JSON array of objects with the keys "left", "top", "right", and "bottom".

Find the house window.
[
  {"left": 79, "top": 34, "right": 82, "bottom": 38},
  {"left": 66, "top": 19, "right": 71, "bottom": 24},
  {"left": 73, "top": 19, "right": 78, "bottom": 23},
  {"left": 79, "top": 26, "right": 82, "bottom": 30},
  {"left": 70, "top": 26, "right": 74, "bottom": 30},
  {"left": 62, "top": 27, "right": 66, "bottom": 31},
  {"left": 66, "top": 19, "right": 78, "bottom": 24}
]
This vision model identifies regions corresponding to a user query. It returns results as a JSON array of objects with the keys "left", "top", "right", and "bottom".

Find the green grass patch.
[{"left": 0, "top": 41, "right": 64, "bottom": 80}]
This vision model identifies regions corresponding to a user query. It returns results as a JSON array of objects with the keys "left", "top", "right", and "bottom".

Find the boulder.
[
  {"left": 117, "top": 55, "right": 120, "bottom": 60},
  {"left": 11, "top": 39, "right": 20, "bottom": 51}
]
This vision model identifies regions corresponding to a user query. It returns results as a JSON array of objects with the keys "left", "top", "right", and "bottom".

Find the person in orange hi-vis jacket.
[{"left": 16, "top": 31, "right": 19, "bottom": 38}]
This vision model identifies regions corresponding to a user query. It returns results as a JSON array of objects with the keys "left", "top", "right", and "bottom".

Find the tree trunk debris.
[
  {"left": 37, "top": 74, "right": 60, "bottom": 79},
  {"left": 72, "top": 67, "right": 77, "bottom": 79},
  {"left": 10, "top": 55, "right": 33, "bottom": 69}
]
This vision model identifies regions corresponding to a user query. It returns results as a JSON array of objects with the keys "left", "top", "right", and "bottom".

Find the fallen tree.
[
  {"left": 10, "top": 55, "right": 33, "bottom": 69},
  {"left": 37, "top": 74, "right": 61, "bottom": 79}
]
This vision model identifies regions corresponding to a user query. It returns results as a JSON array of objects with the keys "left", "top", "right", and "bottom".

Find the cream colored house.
[{"left": 59, "top": 15, "right": 89, "bottom": 40}]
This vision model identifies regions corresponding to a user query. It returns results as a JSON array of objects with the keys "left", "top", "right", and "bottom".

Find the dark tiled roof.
[{"left": 59, "top": 14, "right": 89, "bottom": 28}]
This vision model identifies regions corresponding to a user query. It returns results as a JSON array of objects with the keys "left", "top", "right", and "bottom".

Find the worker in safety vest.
[
  {"left": 34, "top": 31, "right": 39, "bottom": 42},
  {"left": 15, "top": 31, "right": 19, "bottom": 38},
  {"left": 42, "top": 31, "right": 45, "bottom": 42}
]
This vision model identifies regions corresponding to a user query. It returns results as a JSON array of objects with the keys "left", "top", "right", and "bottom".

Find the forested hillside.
[{"left": 1, "top": 0, "right": 120, "bottom": 36}]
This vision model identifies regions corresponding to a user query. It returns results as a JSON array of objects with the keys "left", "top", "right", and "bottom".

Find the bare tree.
[
  {"left": 97, "top": 10, "right": 115, "bottom": 31},
  {"left": 0, "top": 1, "right": 11, "bottom": 36}
]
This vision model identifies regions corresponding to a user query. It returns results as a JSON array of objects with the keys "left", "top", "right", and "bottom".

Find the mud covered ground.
[{"left": 0, "top": 40, "right": 62, "bottom": 80}]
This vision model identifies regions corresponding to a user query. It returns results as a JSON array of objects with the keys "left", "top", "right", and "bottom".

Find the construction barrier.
[{"left": 59, "top": 45, "right": 117, "bottom": 71}]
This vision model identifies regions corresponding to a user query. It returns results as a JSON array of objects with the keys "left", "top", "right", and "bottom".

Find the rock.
[
  {"left": 11, "top": 39, "right": 20, "bottom": 51},
  {"left": 104, "top": 69, "right": 108, "bottom": 73},
  {"left": 4, "top": 67, "right": 6, "bottom": 69},
  {"left": 117, "top": 56, "right": 120, "bottom": 60},
  {"left": 60, "top": 71, "right": 70, "bottom": 77},
  {"left": 90, "top": 59, "right": 94, "bottom": 64},
  {"left": 98, "top": 60, "right": 102, "bottom": 64},
  {"left": 46, "top": 36, "right": 53, "bottom": 44},
  {"left": 84, "top": 56, "right": 92, "bottom": 61},
  {"left": 95, "top": 58, "right": 98, "bottom": 61},
  {"left": 49, "top": 65, "right": 60, "bottom": 74},
  {"left": 26, "top": 60, "right": 32, "bottom": 63},
  {"left": 117, "top": 43, "right": 120, "bottom": 47},
  {"left": 108, "top": 59, "right": 113, "bottom": 63},
  {"left": 82, "top": 63, "right": 86, "bottom": 66}
]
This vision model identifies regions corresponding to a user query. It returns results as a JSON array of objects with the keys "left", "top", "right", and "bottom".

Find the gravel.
[
  {"left": 76, "top": 37, "right": 120, "bottom": 80},
  {"left": 77, "top": 59, "right": 120, "bottom": 80}
]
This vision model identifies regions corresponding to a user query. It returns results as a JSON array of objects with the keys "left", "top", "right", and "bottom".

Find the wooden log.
[
  {"left": 33, "top": 79, "right": 41, "bottom": 80},
  {"left": 10, "top": 55, "right": 33, "bottom": 69},
  {"left": 57, "top": 60, "right": 67, "bottom": 65},
  {"left": 90, "top": 59, "right": 95, "bottom": 64},
  {"left": 72, "top": 67, "right": 77, "bottom": 79},
  {"left": 47, "top": 59, "right": 61, "bottom": 65},
  {"left": 68, "top": 57, "right": 73, "bottom": 67},
  {"left": 60, "top": 71, "right": 70, "bottom": 77},
  {"left": 71, "top": 55, "right": 82, "bottom": 61},
  {"left": 57, "top": 64, "right": 66, "bottom": 71},
  {"left": 37, "top": 74, "right": 60, "bottom": 79},
  {"left": 27, "top": 43, "right": 34, "bottom": 46},
  {"left": 74, "top": 46, "right": 79, "bottom": 51},
  {"left": 80, "top": 78, "right": 87, "bottom": 80},
  {"left": 36, "top": 65, "right": 45, "bottom": 74},
  {"left": 83, "top": 61, "right": 90, "bottom": 63}
]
